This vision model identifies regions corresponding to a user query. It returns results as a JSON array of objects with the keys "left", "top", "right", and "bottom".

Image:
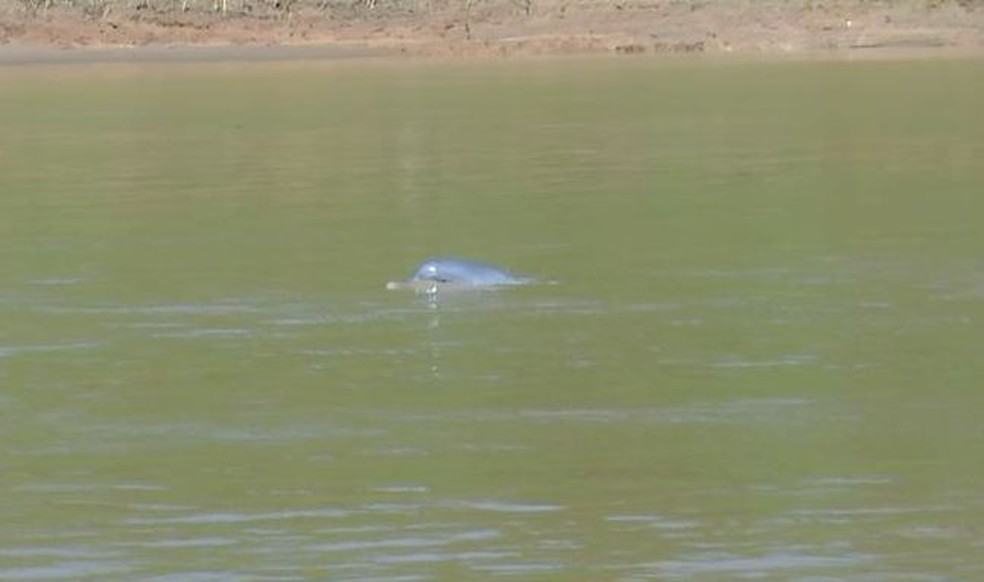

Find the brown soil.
[{"left": 1, "top": 0, "right": 982, "bottom": 61}]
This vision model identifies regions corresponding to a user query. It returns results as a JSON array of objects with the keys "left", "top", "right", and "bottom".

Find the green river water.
[{"left": 1, "top": 56, "right": 983, "bottom": 580}]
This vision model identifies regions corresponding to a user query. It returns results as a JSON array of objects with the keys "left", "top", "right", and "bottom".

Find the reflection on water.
[{"left": 2, "top": 57, "right": 983, "bottom": 580}]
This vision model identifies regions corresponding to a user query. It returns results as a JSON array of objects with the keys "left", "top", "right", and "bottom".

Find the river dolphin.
[{"left": 386, "top": 257, "right": 532, "bottom": 291}]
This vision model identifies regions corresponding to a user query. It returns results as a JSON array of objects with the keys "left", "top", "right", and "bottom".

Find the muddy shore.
[{"left": 1, "top": 0, "right": 982, "bottom": 62}]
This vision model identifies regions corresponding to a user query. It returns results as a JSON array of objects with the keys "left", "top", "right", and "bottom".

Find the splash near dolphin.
[{"left": 386, "top": 257, "right": 532, "bottom": 291}]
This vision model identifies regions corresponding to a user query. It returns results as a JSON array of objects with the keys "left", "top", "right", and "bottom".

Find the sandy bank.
[{"left": 1, "top": 0, "right": 982, "bottom": 62}]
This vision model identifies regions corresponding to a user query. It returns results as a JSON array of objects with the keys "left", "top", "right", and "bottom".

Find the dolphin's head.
[{"left": 412, "top": 260, "right": 451, "bottom": 283}]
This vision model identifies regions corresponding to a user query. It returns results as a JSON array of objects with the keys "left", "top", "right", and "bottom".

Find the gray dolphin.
[{"left": 386, "top": 257, "right": 532, "bottom": 291}]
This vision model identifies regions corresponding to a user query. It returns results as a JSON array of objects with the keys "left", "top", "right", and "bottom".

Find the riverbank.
[{"left": 1, "top": 0, "right": 982, "bottom": 61}]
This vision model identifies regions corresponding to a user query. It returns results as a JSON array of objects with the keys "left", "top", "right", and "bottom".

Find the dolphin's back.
[{"left": 411, "top": 257, "right": 527, "bottom": 286}]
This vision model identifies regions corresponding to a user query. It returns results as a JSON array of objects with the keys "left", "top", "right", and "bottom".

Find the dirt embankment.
[{"left": 0, "top": 0, "right": 982, "bottom": 59}]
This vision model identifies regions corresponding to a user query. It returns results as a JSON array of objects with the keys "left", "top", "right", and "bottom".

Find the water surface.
[{"left": 1, "top": 56, "right": 983, "bottom": 580}]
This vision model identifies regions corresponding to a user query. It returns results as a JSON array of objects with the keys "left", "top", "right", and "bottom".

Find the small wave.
[
  {"left": 125, "top": 507, "right": 351, "bottom": 526},
  {"left": 0, "top": 341, "right": 102, "bottom": 358}
]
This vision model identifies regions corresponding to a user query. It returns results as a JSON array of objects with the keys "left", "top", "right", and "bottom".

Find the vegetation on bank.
[{"left": 3, "top": 0, "right": 979, "bottom": 21}]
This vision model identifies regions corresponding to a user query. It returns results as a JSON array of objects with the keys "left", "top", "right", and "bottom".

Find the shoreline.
[
  {"left": 2, "top": 40, "right": 981, "bottom": 67},
  {"left": 0, "top": 42, "right": 394, "bottom": 65}
]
